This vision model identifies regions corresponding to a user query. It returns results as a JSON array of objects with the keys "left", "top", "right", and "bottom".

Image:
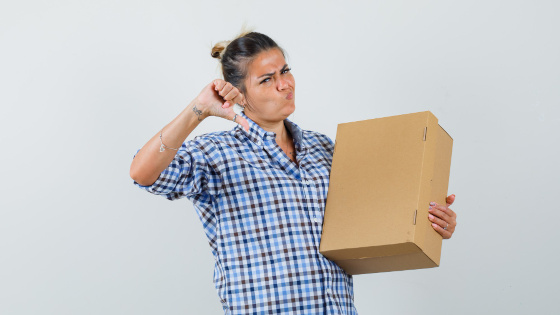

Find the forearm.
[{"left": 130, "top": 100, "right": 206, "bottom": 186}]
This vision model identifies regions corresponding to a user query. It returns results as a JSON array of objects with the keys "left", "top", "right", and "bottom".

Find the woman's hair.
[{"left": 211, "top": 31, "right": 284, "bottom": 94}]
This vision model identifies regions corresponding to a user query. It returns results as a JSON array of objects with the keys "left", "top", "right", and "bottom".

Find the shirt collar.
[{"left": 234, "top": 111, "right": 307, "bottom": 151}]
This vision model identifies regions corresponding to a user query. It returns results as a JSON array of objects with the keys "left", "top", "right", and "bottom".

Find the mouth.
[{"left": 286, "top": 92, "right": 294, "bottom": 100}]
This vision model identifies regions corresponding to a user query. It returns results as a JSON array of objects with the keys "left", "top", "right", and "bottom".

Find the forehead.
[{"left": 247, "top": 48, "right": 286, "bottom": 76}]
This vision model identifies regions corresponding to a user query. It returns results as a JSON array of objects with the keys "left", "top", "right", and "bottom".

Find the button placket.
[
  {"left": 306, "top": 178, "right": 322, "bottom": 225},
  {"left": 300, "top": 172, "right": 321, "bottom": 247}
]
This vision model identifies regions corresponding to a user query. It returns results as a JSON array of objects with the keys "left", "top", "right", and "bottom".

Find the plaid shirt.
[{"left": 132, "top": 112, "right": 357, "bottom": 314}]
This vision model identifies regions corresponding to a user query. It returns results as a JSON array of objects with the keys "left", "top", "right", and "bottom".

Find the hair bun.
[
  {"left": 211, "top": 26, "right": 254, "bottom": 60},
  {"left": 211, "top": 40, "right": 231, "bottom": 60}
]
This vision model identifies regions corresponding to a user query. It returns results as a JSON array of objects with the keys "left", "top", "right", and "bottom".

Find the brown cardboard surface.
[{"left": 319, "top": 111, "right": 453, "bottom": 275}]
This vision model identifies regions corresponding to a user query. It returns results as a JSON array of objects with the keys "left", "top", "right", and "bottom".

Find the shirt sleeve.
[
  {"left": 131, "top": 137, "right": 222, "bottom": 201},
  {"left": 315, "top": 132, "right": 335, "bottom": 157}
]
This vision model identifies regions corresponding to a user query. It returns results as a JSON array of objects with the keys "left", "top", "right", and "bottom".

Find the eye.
[
  {"left": 281, "top": 67, "right": 291, "bottom": 74},
  {"left": 260, "top": 77, "right": 271, "bottom": 84}
]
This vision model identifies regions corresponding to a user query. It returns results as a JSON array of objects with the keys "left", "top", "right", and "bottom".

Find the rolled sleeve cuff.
[{"left": 132, "top": 148, "right": 185, "bottom": 198}]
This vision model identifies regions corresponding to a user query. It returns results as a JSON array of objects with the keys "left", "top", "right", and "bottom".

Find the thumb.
[
  {"left": 228, "top": 112, "right": 250, "bottom": 132},
  {"left": 236, "top": 115, "right": 250, "bottom": 132},
  {"left": 446, "top": 194, "right": 456, "bottom": 207}
]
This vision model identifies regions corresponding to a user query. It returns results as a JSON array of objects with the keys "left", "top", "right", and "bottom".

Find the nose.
[{"left": 277, "top": 77, "right": 289, "bottom": 90}]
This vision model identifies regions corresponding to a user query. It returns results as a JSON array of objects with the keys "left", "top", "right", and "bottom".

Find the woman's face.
[{"left": 243, "top": 48, "right": 295, "bottom": 123}]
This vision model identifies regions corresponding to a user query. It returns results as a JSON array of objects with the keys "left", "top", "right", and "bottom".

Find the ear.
[{"left": 239, "top": 94, "right": 247, "bottom": 106}]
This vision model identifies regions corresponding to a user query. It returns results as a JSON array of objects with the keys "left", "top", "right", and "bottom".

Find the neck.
[{"left": 245, "top": 111, "right": 290, "bottom": 143}]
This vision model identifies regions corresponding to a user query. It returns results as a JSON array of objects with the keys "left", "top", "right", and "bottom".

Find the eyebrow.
[{"left": 257, "top": 64, "right": 288, "bottom": 79}]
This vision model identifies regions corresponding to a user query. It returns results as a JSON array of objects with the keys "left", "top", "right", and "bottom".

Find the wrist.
[{"left": 189, "top": 100, "right": 209, "bottom": 122}]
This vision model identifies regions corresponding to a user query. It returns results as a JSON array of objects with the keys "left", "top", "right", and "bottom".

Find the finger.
[
  {"left": 219, "top": 83, "right": 234, "bottom": 97},
  {"left": 446, "top": 207, "right": 457, "bottom": 220},
  {"left": 435, "top": 203, "right": 451, "bottom": 215},
  {"left": 428, "top": 213, "right": 448, "bottom": 230},
  {"left": 237, "top": 94, "right": 247, "bottom": 106},
  {"left": 213, "top": 79, "right": 226, "bottom": 91},
  {"left": 237, "top": 116, "right": 250, "bottom": 131},
  {"left": 435, "top": 204, "right": 457, "bottom": 231},
  {"left": 446, "top": 194, "right": 456, "bottom": 207},
  {"left": 230, "top": 111, "right": 248, "bottom": 130},
  {"left": 231, "top": 92, "right": 245, "bottom": 105},
  {"left": 229, "top": 112, "right": 250, "bottom": 131},
  {"left": 223, "top": 91, "right": 245, "bottom": 109},
  {"left": 429, "top": 211, "right": 455, "bottom": 234},
  {"left": 223, "top": 89, "right": 239, "bottom": 102},
  {"left": 428, "top": 204, "right": 451, "bottom": 222},
  {"left": 437, "top": 204, "right": 457, "bottom": 225},
  {"left": 431, "top": 222, "right": 453, "bottom": 239}
]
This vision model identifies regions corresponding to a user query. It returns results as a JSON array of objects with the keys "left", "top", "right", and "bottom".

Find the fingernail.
[
  {"left": 430, "top": 202, "right": 435, "bottom": 206},
  {"left": 429, "top": 206, "right": 432, "bottom": 210},
  {"left": 432, "top": 223, "right": 437, "bottom": 228},
  {"left": 428, "top": 214, "right": 434, "bottom": 220}
]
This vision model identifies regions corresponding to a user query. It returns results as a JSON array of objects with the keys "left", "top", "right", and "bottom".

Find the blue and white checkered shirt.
[{"left": 132, "top": 112, "right": 357, "bottom": 314}]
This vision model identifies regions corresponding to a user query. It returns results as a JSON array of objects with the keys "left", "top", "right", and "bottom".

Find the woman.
[{"left": 130, "top": 31, "right": 457, "bottom": 314}]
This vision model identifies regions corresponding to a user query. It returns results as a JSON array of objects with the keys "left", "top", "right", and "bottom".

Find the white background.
[{"left": 1, "top": 0, "right": 558, "bottom": 314}]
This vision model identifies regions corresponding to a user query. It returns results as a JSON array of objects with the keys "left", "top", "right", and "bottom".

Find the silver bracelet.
[{"left": 159, "top": 129, "right": 179, "bottom": 152}]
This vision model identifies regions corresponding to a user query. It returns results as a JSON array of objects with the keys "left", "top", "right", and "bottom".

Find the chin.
[{"left": 282, "top": 101, "right": 296, "bottom": 117}]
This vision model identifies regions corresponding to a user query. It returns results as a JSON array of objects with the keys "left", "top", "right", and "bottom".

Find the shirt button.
[{"left": 314, "top": 216, "right": 319, "bottom": 223}]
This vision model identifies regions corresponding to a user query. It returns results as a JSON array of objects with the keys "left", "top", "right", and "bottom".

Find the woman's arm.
[
  {"left": 130, "top": 79, "right": 248, "bottom": 186},
  {"left": 130, "top": 100, "right": 204, "bottom": 186}
]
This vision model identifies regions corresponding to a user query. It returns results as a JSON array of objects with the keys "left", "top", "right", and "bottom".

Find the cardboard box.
[{"left": 319, "top": 111, "right": 453, "bottom": 275}]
